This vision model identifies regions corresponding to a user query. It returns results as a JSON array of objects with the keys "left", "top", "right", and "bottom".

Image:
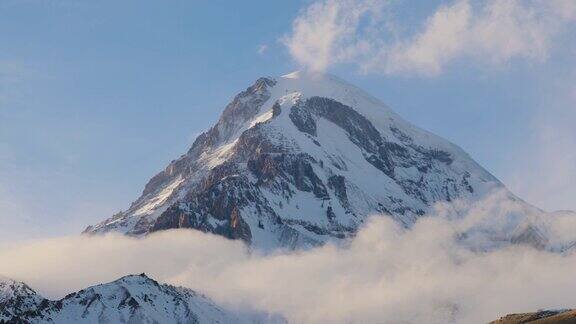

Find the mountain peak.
[
  {"left": 113, "top": 273, "right": 157, "bottom": 285},
  {"left": 84, "top": 72, "right": 509, "bottom": 250},
  {"left": 0, "top": 276, "right": 36, "bottom": 301}
]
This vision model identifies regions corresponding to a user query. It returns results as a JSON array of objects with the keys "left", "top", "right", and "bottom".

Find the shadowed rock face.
[
  {"left": 152, "top": 165, "right": 261, "bottom": 243},
  {"left": 84, "top": 72, "right": 514, "bottom": 250},
  {"left": 490, "top": 309, "right": 576, "bottom": 324},
  {"left": 291, "top": 97, "right": 396, "bottom": 178}
]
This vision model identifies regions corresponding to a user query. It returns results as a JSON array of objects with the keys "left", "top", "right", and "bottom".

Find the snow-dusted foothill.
[{"left": 0, "top": 274, "right": 284, "bottom": 324}]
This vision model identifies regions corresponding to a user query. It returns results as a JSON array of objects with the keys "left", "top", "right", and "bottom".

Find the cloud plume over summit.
[{"left": 284, "top": 0, "right": 576, "bottom": 76}]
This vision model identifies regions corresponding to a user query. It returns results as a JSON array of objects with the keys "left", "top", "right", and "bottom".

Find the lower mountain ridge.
[
  {"left": 490, "top": 309, "right": 576, "bottom": 324},
  {"left": 0, "top": 274, "right": 283, "bottom": 324}
]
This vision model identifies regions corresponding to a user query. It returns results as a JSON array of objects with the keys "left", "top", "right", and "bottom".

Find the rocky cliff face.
[
  {"left": 0, "top": 274, "right": 282, "bottom": 324},
  {"left": 84, "top": 71, "right": 522, "bottom": 250}
]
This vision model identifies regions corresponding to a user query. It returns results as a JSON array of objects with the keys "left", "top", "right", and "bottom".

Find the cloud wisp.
[
  {"left": 257, "top": 44, "right": 269, "bottom": 55},
  {"left": 284, "top": 0, "right": 576, "bottom": 76},
  {"left": 1, "top": 192, "right": 576, "bottom": 323}
]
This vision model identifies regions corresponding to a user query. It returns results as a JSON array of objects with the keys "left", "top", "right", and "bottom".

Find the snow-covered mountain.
[
  {"left": 84, "top": 71, "right": 535, "bottom": 250},
  {"left": 0, "top": 274, "right": 283, "bottom": 324},
  {"left": 0, "top": 276, "right": 44, "bottom": 323}
]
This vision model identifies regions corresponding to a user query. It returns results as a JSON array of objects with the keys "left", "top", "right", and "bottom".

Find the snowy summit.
[{"left": 84, "top": 71, "right": 538, "bottom": 250}]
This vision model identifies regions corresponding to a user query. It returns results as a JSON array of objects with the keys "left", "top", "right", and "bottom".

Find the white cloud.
[
  {"left": 381, "top": 0, "right": 471, "bottom": 76},
  {"left": 257, "top": 44, "right": 269, "bottom": 55},
  {"left": 1, "top": 193, "right": 576, "bottom": 323},
  {"left": 284, "top": 0, "right": 576, "bottom": 76},
  {"left": 283, "top": 0, "right": 387, "bottom": 73}
]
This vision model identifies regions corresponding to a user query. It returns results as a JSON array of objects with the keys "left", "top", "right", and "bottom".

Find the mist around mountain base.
[{"left": 2, "top": 190, "right": 576, "bottom": 323}]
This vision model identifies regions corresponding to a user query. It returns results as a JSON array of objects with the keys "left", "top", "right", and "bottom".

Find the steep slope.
[
  {"left": 0, "top": 274, "right": 282, "bottom": 324},
  {"left": 84, "top": 71, "right": 524, "bottom": 249}
]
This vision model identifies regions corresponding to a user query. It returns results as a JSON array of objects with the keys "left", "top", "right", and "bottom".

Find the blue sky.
[{"left": 1, "top": 0, "right": 575, "bottom": 242}]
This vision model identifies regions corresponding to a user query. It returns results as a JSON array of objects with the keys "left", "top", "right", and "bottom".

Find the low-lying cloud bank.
[{"left": 1, "top": 192, "right": 576, "bottom": 323}]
